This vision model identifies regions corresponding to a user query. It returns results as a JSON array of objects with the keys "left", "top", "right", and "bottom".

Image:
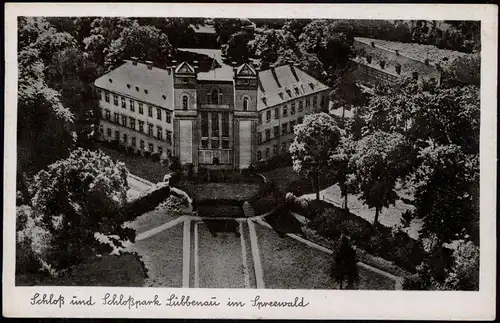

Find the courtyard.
[{"left": 125, "top": 175, "right": 400, "bottom": 290}]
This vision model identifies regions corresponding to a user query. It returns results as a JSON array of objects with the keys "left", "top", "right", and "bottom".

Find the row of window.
[
  {"left": 102, "top": 112, "right": 172, "bottom": 143},
  {"left": 101, "top": 125, "right": 172, "bottom": 156},
  {"left": 257, "top": 141, "right": 292, "bottom": 160},
  {"left": 257, "top": 117, "right": 303, "bottom": 144},
  {"left": 260, "top": 94, "right": 322, "bottom": 124},
  {"left": 98, "top": 89, "right": 172, "bottom": 122}
]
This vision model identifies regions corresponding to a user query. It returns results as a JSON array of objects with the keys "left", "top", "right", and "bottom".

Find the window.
[
  {"left": 273, "top": 145, "right": 278, "bottom": 156},
  {"left": 243, "top": 97, "right": 249, "bottom": 111},
  {"left": 298, "top": 117, "right": 304, "bottom": 124},
  {"left": 157, "top": 108, "right": 162, "bottom": 120},
  {"left": 121, "top": 97, "right": 126, "bottom": 109},
  {"left": 290, "top": 120, "right": 296, "bottom": 132},
  {"left": 283, "top": 106, "right": 288, "bottom": 117},
  {"left": 291, "top": 103, "right": 296, "bottom": 115},
  {"left": 265, "top": 129, "right": 271, "bottom": 141},
  {"left": 158, "top": 146, "right": 163, "bottom": 156},
  {"left": 97, "top": 89, "right": 102, "bottom": 100},
  {"left": 105, "top": 91, "right": 110, "bottom": 103},
  {"left": 130, "top": 100, "right": 135, "bottom": 112},
  {"left": 166, "top": 130, "right": 172, "bottom": 144},
  {"left": 222, "top": 112, "right": 229, "bottom": 137},
  {"left": 148, "top": 143, "right": 154, "bottom": 152},
  {"left": 299, "top": 101, "right": 304, "bottom": 112},
  {"left": 139, "top": 121, "right": 144, "bottom": 133},
  {"left": 105, "top": 110, "right": 111, "bottom": 121},
  {"left": 113, "top": 94, "right": 118, "bottom": 106},
  {"left": 140, "top": 140, "right": 145, "bottom": 150},
  {"left": 201, "top": 139, "right": 208, "bottom": 149},
  {"left": 121, "top": 115, "right": 127, "bottom": 126},
  {"left": 139, "top": 103, "right": 144, "bottom": 114},
  {"left": 274, "top": 108, "right": 279, "bottom": 119},
  {"left": 123, "top": 133, "right": 128, "bottom": 144},
  {"left": 157, "top": 126, "right": 163, "bottom": 139},
  {"left": 148, "top": 106, "right": 153, "bottom": 117},
  {"left": 265, "top": 148, "right": 270, "bottom": 158},
  {"left": 211, "top": 89, "right": 219, "bottom": 104},
  {"left": 313, "top": 96, "right": 317, "bottom": 108},
  {"left": 257, "top": 151, "right": 262, "bottom": 160},
  {"left": 99, "top": 125, "right": 104, "bottom": 135},
  {"left": 148, "top": 124, "right": 154, "bottom": 136},
  {"left": 113, "top": 113, "right": 119, "bottom": 123},
  {"left": 115, "top": 130, "right": 120, "bottom": 140},
  {"left": 211, "top": 112, "right": 219, "bottom": 137},
  {"left": 257, "top": 132, "right": 262, "bottom": 144},
  {"left": 131, "top": 137, "right": 136, "bottom": 147},
  {"left": 281, "top": 142, "right": 287, "bottom": 152},
  {"left": 182, "top": 95, "right": 188, "bottom": 110},
  {"left": 129, "top": 118, "right": 135, "bottom": 130},
  {"left": 274, "top": 126, "right": 279, "bottom": 138},
  {"left": 282, "top": 123, "right": 288, "bottom": 135},
  {"left": 306, "top": 96, "right": 310, "bottom": 107},
  {"left": 166, "top": 111, "right": 172, "bottom": 123},
  {"left": 321, "top": 95, "right": 325, "bottom": 107},
  {"left": 201, "top": 112, "right": 209, "bottom": 138},
  {"left": 412, "top": 71, "right": 419, "bottom": 80},
  {"left": 212, "top": 138, "right": 219, "bottom": 149},
  {"left": 106, "top": 128, "right": 111, "bottom": 137},
  {"left": 222, "top": 139, "right": 229, "bottom": 149},
  {"left": 266, "top": 110, "right": 271, "bottom": 122}
]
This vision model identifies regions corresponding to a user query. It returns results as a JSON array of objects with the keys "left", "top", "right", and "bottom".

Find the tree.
[
  {"left": 17, "top": 47, "right": 75, "bottom": 172},
  {"left": 290, "top": 113, "right": 342, "bottom": 200},
  {"left": 411, "top": 144, "right": 479, "bottom": 244},
  {"left": 31, "top": 29, "right": 79, "bottom": 65},
  {"left": 46, "top": 47, "right": 103, "bottom": 146},
  {"left": 274, "top": 48, "right": 325, "bottom": 81},
  {"left": 444, "top": 53, "right": 480, "bottom": 86},
  {"left": 249, "top": 28, "right": 285, "bottom": 69},
  {"left": 105, "top": 22, "right": 172, "bottom": 70},
  {"left": 19, "top": 148, "right": 133, "bottom": 272},
  {"left": 331, "top": 235, "right": 359, "bottom": 289},
  {"left": 349, "top": 131, "right": 409, "bottom": 224},
  {"left": 330, "top": 137, "right": 358, "bottom": 210},
  {"left": 136, "top": 17, "right": 205, "bottom": 49},
  {"left": 83, "top": 17, "right": 135, "bottom": 67},
  {"left": 225, "top": 31, "right": 253, "bottom": 64},
  {"left": 18, "top": 17, "right": 52, "bottom": 52},
  {"left": 213, "top": 18, "right": 247, "bottom": 45}
]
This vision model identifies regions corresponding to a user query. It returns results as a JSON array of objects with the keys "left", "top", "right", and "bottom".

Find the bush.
[{"left": 122, "top": 182, "right": 171, "bottom": 223}]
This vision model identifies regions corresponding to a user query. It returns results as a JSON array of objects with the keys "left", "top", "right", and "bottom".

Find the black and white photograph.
[{"left": 3, "top": 3, "right": 497, "bottom": 320}]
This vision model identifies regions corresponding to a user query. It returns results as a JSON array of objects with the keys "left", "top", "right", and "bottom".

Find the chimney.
[
  {"left": 425, "top": 58, "right": 430, "bottom": 66},
  {"left": 131, "top": 57, "right": 138, "bottom": 66},
  {"left": 291, "top": 64, "right": 300, "bottom": 82},
  {"left": 193, "top": 60, "right": 199, "bottom": 72},
  {"left": 395, "top": 63, "right": 401, "bottom": 75},
  {"left": 145, "top": 60, "right": 153, "bottom": 70}
]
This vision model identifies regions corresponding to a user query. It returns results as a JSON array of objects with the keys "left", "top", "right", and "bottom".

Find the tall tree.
[
  {"left": 349, "top": 131, "right": 409, "bottom": 224},
  {"left": 46, "top": 47, "right": 103, "bottom": 146},
  {"left": 105, "top": 22, "right": 173, "bottom": 70},
  {"left": 290, "top": 113, "right": 342, "bottom": 200},
  {"left": 17, "top": 47, "right": 75, "bottom": 172},
  {"left": 213, "top": 18, "right": 247, "bottom": 45},
  {"left": 19, "top": 148, "right": 132, "bottom": 271},
  {"left": 225, "top": 31, "right": 253, "bottom": 64}
]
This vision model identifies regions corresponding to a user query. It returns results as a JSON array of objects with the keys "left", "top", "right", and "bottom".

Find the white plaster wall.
[
  {"left": 179, "top": 120, "right": 193, "bottom": 164},
  {"left": 239, "top": 120, "right": 252, "bottom": 168}
]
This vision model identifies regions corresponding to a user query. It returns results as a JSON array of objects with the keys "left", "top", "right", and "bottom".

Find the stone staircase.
[{"left": 242, "top": 201, "right": 255, "bottom": 218}]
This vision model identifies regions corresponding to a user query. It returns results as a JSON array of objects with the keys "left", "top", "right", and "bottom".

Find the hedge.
[{"left": 121, "top": 183, "right": 171, "bottom": 223}]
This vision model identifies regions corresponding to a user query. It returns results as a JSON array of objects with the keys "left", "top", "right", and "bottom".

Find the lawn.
[
  {"left": 197, "top": 222, "right": 246, "bottom": 288},
  {"left": 124, "top": 199, "right": 184, "bottom": 235},
  {"left": 261, "top": 166, "right": 335, "bottom": 196},
  {"left": 302, "top": 184, "right": 422, "bottom": 240},
  {"left": 255, "top": 223, "right": 337, "bottom": 289},
  {"left": 16, "top": 253, "right": 147, "bottom": 287},
  {"left": 255, "top": 223, "right": 397, "bottom": 290},
  {"left": 132, "top": 223, "right": 184, "bottom": 287},
  {"left": 98, "top": 144, "right": 167, "bottom": 183}
]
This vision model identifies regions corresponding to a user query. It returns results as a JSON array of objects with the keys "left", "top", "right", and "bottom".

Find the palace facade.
[{"left": 94, "top": 51, "right": 329, "bottom": 171}]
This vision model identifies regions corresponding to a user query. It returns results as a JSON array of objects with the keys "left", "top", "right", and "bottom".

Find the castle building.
[{"left": 94, "top": 50, "right": 329, "bottom": 171}]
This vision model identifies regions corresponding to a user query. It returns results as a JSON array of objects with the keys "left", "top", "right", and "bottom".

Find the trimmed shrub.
[
  {"left": 151, "top": 153, "right": 160, "bottom": 162},
  {"left": 121, "top": 183, "right": 171, "bottom": 223}
]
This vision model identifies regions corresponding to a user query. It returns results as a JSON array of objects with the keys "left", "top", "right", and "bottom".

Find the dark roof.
[{"left": 94, "top": 61, "right": 173, "bottom": 108}]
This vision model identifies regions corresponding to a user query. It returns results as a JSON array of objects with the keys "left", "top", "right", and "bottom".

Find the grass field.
[
  {"left": 132, "top": 223, "right": 184, "bottom": 287},
  {"left": 98, "top": 145, "right": 167, "bottom": 183},
  {"left": 181, "top": 182, "right": 260, "bottom": 201}
]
